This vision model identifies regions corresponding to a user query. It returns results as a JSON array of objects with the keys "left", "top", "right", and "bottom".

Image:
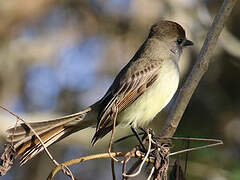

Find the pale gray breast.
[{"left": 118, "top": 58, "right": 179, "bottom": 127}]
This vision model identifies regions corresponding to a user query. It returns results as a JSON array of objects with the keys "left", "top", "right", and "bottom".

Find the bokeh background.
[{"left": 0, "top": 0, "right": 240, "bottom": 179}]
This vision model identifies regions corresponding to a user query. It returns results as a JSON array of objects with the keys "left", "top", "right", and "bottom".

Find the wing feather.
[{"left": 92, "top": 59, "right": 162, "bottom": 143}]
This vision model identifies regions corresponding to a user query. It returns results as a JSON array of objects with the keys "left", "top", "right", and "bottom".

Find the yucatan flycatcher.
[{"left": 6, "top": 20, "right": 193, "bottom": 165}]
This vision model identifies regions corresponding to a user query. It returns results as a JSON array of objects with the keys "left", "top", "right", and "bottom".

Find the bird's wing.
[{"left": 92, "top": 59, "right": 163, "bottom": 143}]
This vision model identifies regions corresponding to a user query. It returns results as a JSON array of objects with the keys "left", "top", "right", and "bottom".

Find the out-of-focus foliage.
[{"left": 0, "top": 0, "right": 239, "bottom": 179}]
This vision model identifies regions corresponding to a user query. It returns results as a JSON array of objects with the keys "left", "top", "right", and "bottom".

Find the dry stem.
[
  {"left": 47, "top": 152, "right": 125, "bottom": 180},
  {"left": 47, "top": 135, "right": 223, "bottom": 180}
]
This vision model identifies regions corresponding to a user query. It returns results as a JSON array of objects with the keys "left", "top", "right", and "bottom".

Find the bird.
[{"left": 5, "top": 20, "right": 193, "bottom": 165}]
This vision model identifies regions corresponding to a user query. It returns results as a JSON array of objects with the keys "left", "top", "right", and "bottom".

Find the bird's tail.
[{"left": 6, "top": 107, "right": 96, "bottom": 165}]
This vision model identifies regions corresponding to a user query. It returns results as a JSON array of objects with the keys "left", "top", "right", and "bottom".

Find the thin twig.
[
  {"left": 47, "top": 134, "right": 223, "bottom": 180},
  {"left": 47, "top": 152, "right": 125, "bottom": 180},
  {"left": 11, "top": 118, "right": 20, "bottom": 147},
  {"left": 124, "top": 159, "right": 142, "bottom": 179},
  {"left": 122, "top": 133, "right": 152, "bottom": 178},
  {"left": 122, "top": 147, "right": 138, "bottom": 180},
  {"left": 184, "top": 139, "right": 190, "bottom": 177},
  {"left": 114, "top": 132, "right": 144, "bottom": 144},
  {"left": 108, "top": 106, "right": 122, "bottom": 162},
  {"left": 157, "top": 137, "right": 223, "bottom": 143},
  {"left": 147, "top": 167, "right": 155, "bottom": 180},
  {"left": 60, "top": 164, "right": 75, "bottom": 180},
  {"left": 169, "top": 140, "right": 223, "bottom": 156},
  {"left": 111, "top": 158, "right": 116, "bottom": 180},
  {"left": 160, "top": 0, "right": 238, "bottom": 137}
]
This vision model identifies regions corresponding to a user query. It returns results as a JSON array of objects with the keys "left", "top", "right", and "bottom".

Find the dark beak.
[{"left": 183, "top": 39, "right": 194, "bottom": 47}]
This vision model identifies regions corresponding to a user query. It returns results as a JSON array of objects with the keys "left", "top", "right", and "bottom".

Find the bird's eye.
[{"left": 177, "top": 37, "right": 184, "bottom": 45}]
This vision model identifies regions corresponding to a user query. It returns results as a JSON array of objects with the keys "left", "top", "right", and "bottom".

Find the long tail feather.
[
  {"left": 6, "top": 107, "right": 96, "bottom": 165},
  {"left": 6, "top": 110, "right": 90, "bottom": 142},
  {"left": 16, "top": 126, "right": 75, "bottom": 165}
]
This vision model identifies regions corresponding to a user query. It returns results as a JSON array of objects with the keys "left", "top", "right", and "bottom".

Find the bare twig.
[
  {"left": 122, "top": 133, "right": 152, "bottom": 178},
  {"left": 47, "top": 152, "right": 125, "bottom": 180},
  {"left": 184, "top": 139, "right": 190, "bottom": 176},
  {"left": 122, "top": 159, "right": 142, "bottom": 180},
  {"left": 114, "top": 132, "right": 144, "bottom": 144},
  {"left": 47, "top": 133, "right": 223, "bottom": 180},
  {"left": 155, "top": 136, "right": 223, "bottom": 156},
  {"left": 160, "top": 0, "right": 238, "bottom": 137},
  {"left": 169, "top": 160, "right": 186, "bottom": 180},
  {"left": 122, "top": 147, "right": 139, "bottom": 180},
  {"left": 147, "top": 167, "right": 155, "bottom": 180},
  {"left": 197, "top": 2, "right": 240, "bottom": 60},
  {"left": 60, "top": 164, "right": 75, "bottom": 180},
  {"left": 157, "top": 136, "right": 223, "bottom": 143},
  {"left": 169, "top": 140, "right": 223, "bottom": 156},
  {"left": 108, "top": 106, "right": 122, "bottom": 162},
  {"left": 111, "top": 158, "right": 116, "bottom": 180}
]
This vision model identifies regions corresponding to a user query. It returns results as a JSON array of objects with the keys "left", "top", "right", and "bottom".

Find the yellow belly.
[{"left": 117, "top": 59, "right": 179, "bottom": 127}]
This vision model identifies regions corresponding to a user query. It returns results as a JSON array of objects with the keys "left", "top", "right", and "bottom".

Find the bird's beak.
[{"left": 183, "top": 39, "right": 194, "bottom": 47}]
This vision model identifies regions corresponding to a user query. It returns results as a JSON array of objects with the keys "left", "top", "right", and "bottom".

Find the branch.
[
  {"left": 47, "top": 134, "right": 223, "bottom": 180},
  {"left": 47, "top": 152, "right": 125, "bottom": 180},
  {"left": 160, "top": 0, "right": 238, "bottom": 137}
]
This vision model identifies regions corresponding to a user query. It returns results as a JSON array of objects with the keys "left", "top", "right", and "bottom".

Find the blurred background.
[{"left": 0, "top": 0, "right": 239, "bottom": 179}]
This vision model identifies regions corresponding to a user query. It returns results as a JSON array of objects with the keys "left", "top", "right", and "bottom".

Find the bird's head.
[{"left": 149, "top": 20, "right": 193, "bottom": 57}]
